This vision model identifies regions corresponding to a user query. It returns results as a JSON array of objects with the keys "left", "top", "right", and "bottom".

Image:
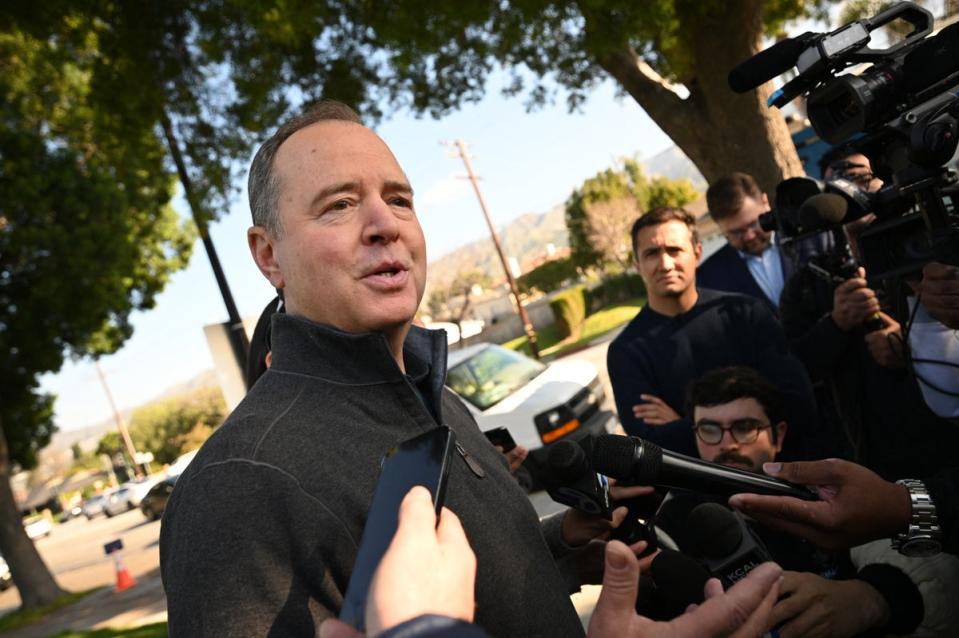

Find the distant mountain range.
[
  {"left": 43, "top": 369, "right": 220, "bottom": 460},
  {"left": 427, "top": 145, "right": 704, "bottom": 287}
]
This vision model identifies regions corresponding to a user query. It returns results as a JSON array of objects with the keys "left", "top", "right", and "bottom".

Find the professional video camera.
[{"left": 731, "top": 1, "right": 959, "bottom": 282}]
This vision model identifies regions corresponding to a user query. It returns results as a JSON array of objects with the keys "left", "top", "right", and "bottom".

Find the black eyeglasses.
[{"left": 694, "top": 419, "right": 770, "bottom": 445}]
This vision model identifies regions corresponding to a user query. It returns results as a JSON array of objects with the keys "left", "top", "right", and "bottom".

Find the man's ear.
[
  {"left": 694, "top": 241, "right": 703, "bottom": 264},
  {"left": 248, "top": 226, "right": 285, "bottom": 289},
  {"left": 762, "top": 192, "right": 770, "bottom": 209},
  {"left": 773, "top": 421, "right": 787, "bottom": 453}
]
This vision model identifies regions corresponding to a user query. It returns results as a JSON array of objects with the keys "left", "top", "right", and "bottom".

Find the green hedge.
[
  {"left": 586, "top": 274, "right": 646, "bottom": 313},
  {"left": 549, "top": 285, "right": 587, "bottom": 340}
]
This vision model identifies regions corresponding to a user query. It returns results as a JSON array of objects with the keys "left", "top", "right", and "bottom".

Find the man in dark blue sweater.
[{"left": 607, "top": 207, "right": 824, "bottom": 460}]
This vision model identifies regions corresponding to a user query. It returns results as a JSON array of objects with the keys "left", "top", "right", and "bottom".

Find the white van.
[{"left": 446, "top": 343, "right": 618, "bottom": 483}]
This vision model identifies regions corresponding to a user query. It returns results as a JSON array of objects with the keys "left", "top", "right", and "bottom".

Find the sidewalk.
[{"left": 5, "top": 568, "right": 167, "bottom": 638}]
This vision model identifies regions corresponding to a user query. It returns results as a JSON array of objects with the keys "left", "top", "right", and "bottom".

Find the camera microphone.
[
  {"left": 687, "top": 503, "right": 774, "bottom": 590},
  {"left": 798, "top": 192, "right": 848, "bottom": 229},
  {"left": 589, "top": 435, "right": 817, "bottom": 501},
  {"left": 544, "top": 439, "right": 613, "bottom": 519},
  {"left": 729, "top": 33, "right": 816, "bottom": 93}
]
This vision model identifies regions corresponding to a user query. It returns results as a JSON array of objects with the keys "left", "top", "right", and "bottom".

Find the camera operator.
[
  {"left": 907, "top": 261, "right": 959, "bottom": 419},
  {"left": 777, "top": 151, "right": 959, "bottom": 482}
]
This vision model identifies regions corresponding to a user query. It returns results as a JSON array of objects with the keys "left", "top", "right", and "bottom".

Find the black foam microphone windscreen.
[
  {"left": 687, "top": 503, "right": 773, "bottom": 590},
  {"left": 649, "top": 549, "right": 711, "bottom": 618},
  {"left": 799, "top": 192, "right": 848, "bottom": 226},
  {"left": 728, "top": 34, "right": 815, "bottom": 93}
]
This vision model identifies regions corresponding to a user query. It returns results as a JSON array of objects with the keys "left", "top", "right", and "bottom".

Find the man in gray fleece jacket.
[{"left": 160, "top": 100, "right": 601, "bottom": 637}]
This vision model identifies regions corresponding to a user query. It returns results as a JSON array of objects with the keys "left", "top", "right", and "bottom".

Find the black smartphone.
[
  {"left": 339, "top": 426, "right": 456, "bottom": 631},
  {"left": 483, "top": 426, "right": 517, "bottom": 453}
]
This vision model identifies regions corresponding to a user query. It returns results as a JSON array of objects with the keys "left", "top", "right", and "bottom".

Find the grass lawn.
[
  {"left": 504, "top": 296, "right": 644, "bottom": 360},
  {"left": 48, "top": 623, "right": 168, "bottom": 637},
  {"left": 0, "top": 589, "right": 101, "bottom": 633}
]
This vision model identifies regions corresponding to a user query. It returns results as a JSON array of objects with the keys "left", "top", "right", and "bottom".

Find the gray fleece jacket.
[{"left": 160, "top": 314, "right": 584, "bottom": 637}]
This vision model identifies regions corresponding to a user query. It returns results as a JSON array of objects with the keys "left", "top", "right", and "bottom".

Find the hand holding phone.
[
  {"left": 339, "top": 427, "right": 456, "bottom": 632},
  {"left": 364, "top": 486, "right": 477, "bottom": 635}
]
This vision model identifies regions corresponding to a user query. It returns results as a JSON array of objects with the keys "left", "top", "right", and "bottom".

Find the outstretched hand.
[
  {"left": 728, "top": 459, "right": 911, "bottom": 550},
  {"left": 589, "top": 540, "right": 783, "bottom": 637}
]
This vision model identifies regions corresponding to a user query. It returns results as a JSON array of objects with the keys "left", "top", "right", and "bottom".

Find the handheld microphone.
[
  {"left": 728, "top": 33, "right": 816, "bottom": 93},
  {"left": 648, "top": 549, "right": 711, "bottom": 619},
  {"left": 544, "top": 439, "right": 613, "bottom": 519},
  {"left": 687, "top": 503, "right": 773, "bottom": 590},
  {"left": 589, "top": 435, "right": 817, "bottom": 501}
]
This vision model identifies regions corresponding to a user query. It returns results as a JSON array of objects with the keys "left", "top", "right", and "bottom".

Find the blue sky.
[{"left": 40, "top": 76, "right": 674, "bottom": 431}]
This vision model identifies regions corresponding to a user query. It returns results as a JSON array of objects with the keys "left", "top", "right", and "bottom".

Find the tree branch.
[{"left": 593, "top": 43, "right": 699, "bottom": 149}]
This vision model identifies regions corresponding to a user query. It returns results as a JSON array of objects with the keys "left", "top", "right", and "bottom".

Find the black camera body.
[{"left": 732, "top": 1, "right": 959, "bottom": 282}]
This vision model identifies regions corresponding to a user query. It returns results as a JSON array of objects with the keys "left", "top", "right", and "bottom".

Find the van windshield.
[{"left": 447, "top": 345, "right": 546, "bottom": 410}]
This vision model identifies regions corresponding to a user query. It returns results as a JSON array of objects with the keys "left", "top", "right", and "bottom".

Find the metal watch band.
[{"left": 892, "top": 479, "right": 941, "bottom": 554}]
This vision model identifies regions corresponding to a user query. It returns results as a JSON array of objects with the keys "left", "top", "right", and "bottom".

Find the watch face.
[{"left": 902, "top": 537, "right": 942, "bottom": 558}]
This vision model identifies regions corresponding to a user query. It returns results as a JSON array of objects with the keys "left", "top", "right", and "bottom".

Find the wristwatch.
[{"left": 891, "top": 479, "right": 942, "bottom": 557}]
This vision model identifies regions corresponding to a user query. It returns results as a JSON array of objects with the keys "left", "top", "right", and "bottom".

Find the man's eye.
[
  {"left": 328, "top": 199, "right": 351, "bottom": 211},
  {"left": 390, "top": 196, "right": 413, "bottom": 208}
]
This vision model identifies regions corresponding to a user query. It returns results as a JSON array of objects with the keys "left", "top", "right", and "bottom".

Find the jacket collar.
[{"left": 268, "top": 313, "right": 449, "bottom": 391}]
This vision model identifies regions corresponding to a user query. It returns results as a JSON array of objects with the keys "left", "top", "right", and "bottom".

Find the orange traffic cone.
[{"left": 112, "top": 554, "right": 137, "bottom": 593}]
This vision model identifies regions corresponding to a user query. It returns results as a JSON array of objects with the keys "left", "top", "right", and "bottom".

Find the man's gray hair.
[{"left": 248, "top": 100, "right": 363, "bottom": 235}]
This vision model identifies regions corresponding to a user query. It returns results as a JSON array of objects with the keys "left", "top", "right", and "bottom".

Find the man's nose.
[
  {"left": 362, "top": 199, "right": 401, "bottom": 244},
  {"left": 718, "top": 430, "right": 739, "bottom": 449},
  {"left": 659, "top": 253, "right": 675, "bottom": 270}
]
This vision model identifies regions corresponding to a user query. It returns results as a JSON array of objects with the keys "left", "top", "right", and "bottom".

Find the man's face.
[
  {"left": 249, "top": 121, "right": 427, "bottom": 336},
  {"left": 693, "top": 398, "right": 785, "bottom": 473},
  {"left": 714, "top": 193, "right": 772, "bottom": 256},
  {"left": 634, "top": 220, "right": 702, "bottom": 301}
]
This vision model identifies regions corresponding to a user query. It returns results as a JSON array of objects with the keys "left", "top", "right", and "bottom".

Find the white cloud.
[{"left": 419, "top": 172, "right": 472, "bottom": 208}]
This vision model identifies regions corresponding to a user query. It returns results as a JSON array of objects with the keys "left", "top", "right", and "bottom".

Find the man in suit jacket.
[{"left": 698, "top": 172, "right": 793, "bottom": 312}]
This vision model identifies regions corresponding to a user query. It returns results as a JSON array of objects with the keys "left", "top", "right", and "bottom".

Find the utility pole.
[
  {"left": 446, "top": 140, "right": 540, "bottom": 358},
  {"left": 94, "top": 361, "right": 145, "bottom": 478},
  {"left": 160, "top": 112, "right": 250, "bottom": 386}
]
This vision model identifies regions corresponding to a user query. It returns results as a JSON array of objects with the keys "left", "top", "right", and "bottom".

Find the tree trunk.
[
  {"left": 0, "top": 418, "right": 66, "bottom": 609},
  {"left": 589, "top": 0, "right": 805, "bottom": 198}
]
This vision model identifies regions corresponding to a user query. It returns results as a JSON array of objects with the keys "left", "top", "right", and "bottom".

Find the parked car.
[
  {"left": 166, "top": 449, "right": 198, "bottom": 477},
  {"left": 141, "top": 476, "right": 178, "bottom": 521},
  {"left": 0, "top": 554, "right": 11, "bottom": 591},
  {"left": 446, "top": 343, "right": 617, "bottom": 483},
  {"left": 103, "top": 486, "right": 135, "bottom": 517},
  {"left": 121, "top": 476, "right": 163, "bottom": 508},
  {"left": 82, "top": 494, "right": 108, "bottom": 520},
  {"left": 23, "top": 514, "right": 52, "bottom": 539}
]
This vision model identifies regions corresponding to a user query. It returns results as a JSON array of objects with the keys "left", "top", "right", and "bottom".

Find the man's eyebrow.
[
  {"left": 384, "top": 180, "right": 414, "bottom": 195},
  {"left": 309, "top": 180, "right": 414, "bottom": 209},
  {"left": 309, "top": 181, "right": 360, "bottom": 209}
]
